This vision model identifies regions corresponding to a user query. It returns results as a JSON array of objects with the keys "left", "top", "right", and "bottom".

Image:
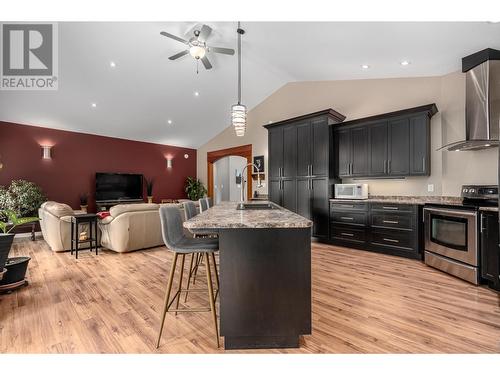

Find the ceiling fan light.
[
  {"left": 189, "top": 45, "right": 206, "bottom": 59},
  {"left": 231, "top": 103, "right": 247, "bottom": 137}
]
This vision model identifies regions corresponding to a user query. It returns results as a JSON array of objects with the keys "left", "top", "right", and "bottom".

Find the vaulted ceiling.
[{"left": 1, "top": 22, "right": 499, "bottom": 148}]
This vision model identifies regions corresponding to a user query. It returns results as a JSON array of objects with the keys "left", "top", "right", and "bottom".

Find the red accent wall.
[{"left": 0, "top": 121, "right": 197, "bottom": 212}]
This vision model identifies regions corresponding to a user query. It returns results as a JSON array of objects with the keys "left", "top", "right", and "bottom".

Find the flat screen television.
[{"left": 95, "top": 173, "right": 143, "bottom": 202}]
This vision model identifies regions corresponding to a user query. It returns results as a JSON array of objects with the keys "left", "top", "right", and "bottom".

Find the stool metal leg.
[
  {"left": 174, "top": 254, "right": 186, "bottom": 316},
  {"left": 184, "top": 253, "right": 195, "bottom": 303},
  {"left": 211, "top": 252, "right": 220, "bottom": 301},
  {"left": 205, "top": 253, "right": 219, "bottom": 348},
  {"left": 156, "top": 252, "right": 179, "bottom": 349},
  {"left": 70, "top": 221, "right": 74, "bottom": 255}
]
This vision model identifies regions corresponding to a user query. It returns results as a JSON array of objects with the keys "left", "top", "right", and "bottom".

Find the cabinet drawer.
[
  {"left": 330, "top": 202, "right": 368, "bottom": 212},
  {"left": 370, "top": 229, "right": 415, "bottom": 250},
  {"left": 370, "top": 202, "right": 416, "bottom": 213},
  {"left": 331, "top": 211, "right": 367, "bottom": 226},
  {"left": 331, "top": 225, "right": 366, "bottom": 243},
  {"left": 371, "top": 212, "right": 414, "bottom": 230}
]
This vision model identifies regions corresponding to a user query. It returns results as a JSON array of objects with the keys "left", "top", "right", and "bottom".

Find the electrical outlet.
[{"left": 427, "top": 184, "right": 434, "bottom": 193}]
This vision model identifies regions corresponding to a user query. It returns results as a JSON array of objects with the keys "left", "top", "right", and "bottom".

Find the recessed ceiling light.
[
  {"left": 268, "top": 121, "right": 273, "bottom": 124},
  {"left": 167, "top": 119, "right": 173, "bottom": 125},
  {"left": 194, "top": 91, "right": 200, "bottom": 97},
  {"left": 361, "top": 64, "right": 370, "bottom": 69},
  {"left": 455, "top": 149, "right": 460, "bottom": 152},
  {"left": 400, "top": 60, "right": 411, "bottom": 66},
  {"left": 110, "top": 61, "right": 116, "bottom": 68},
  {"left": 485, "top": 144, "right": 491, "bottom": 147},
  {"left": 91, "top": 103, "right": 97, "bottom": 108}
]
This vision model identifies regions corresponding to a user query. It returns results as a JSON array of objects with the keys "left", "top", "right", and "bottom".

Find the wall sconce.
[
  {"left": 166, "top": 158, "right": 173, "bottom": 168},
  {"left": 41, "top": 145, "right": 52, "bottom": 160}
]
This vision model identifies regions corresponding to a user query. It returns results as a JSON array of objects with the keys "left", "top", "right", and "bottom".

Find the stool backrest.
[
  {"left": 184, "top": 201, "right": 198, "bottom": 220},
  {"left": 159, "top": 206, "right": 185, "bottom": 250},
  {"left": 199, "top": 198, "right": 209, "bottom": 212},
  {"left": 206, "top": 197, "right": 213, "bottom": 208}
]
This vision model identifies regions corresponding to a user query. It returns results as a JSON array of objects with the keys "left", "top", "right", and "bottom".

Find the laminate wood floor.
[{"left": 1, "top": 239, "right": 499, "bottom": 353}]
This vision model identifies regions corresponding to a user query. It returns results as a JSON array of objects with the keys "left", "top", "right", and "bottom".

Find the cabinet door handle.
[
  {"left": 422, "top": 157, "right": 426, "bottom": 171},
  {"left": 382, "top": 206, "right": 399, "bottom": 210},
  {"left": 480, "top": 215, "right": 486, "bottom": 233},
  {"left": 340, "top": 216, "right": 354, "bottom": 221},
  {"left": 340, "top": 204, "right": 354, "bottom": 208},
  {"left": 383, "top": 160, "right": 387, "bottom": 174},
  {"left": 383, "top": 238, "right": 399, "bottom": 243},
  {"left": 383, "top": 220, "right": 399, "bottom": 224},
  {"left": 310, "top": 164, "right": 314, "bottom": 176},
  {"left": 341, "top": 232, "right": 354, "bottom": 237}
]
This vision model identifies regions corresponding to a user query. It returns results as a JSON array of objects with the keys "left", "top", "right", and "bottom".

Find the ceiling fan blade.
[
  {"left": 160, "top": 31, "right": 189, "bottom": 45},
  {"left": 197, "top": 25, "right": 212, "bottom": 42},
  {"left": 209, "top": 46, "right": 235, "bottom": 55},
  {"left": 169, "top": 50, "right": 189, "bottom": 60},
  {"left": 201, "top": 56, "right": 212, "bottom": 70}
]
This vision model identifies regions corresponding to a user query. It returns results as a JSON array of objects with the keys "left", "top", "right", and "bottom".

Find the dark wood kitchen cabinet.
[
  {"left": 265, "top": 109, "right": 345, "bottom": 240},
  {"left": 329, "top": 201, "right": 422, "bottom": 259},
  {"left": 334, "top": 104, "right": 438, "bottom": 179},
  {"left": 480, "top": 211, "right": 500, "bottom": 291}
]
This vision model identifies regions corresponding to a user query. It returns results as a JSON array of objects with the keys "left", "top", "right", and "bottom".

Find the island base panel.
[
  {"left": 224, "top": 336, "right": 299, "bottom": 350},
  {"left": 219, "top": 227, "right": 311, "bottom": 350}
]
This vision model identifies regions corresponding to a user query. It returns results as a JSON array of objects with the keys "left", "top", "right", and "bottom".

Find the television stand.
[{"left": 96, "top": 199, "right": 145, "bottom": 211}]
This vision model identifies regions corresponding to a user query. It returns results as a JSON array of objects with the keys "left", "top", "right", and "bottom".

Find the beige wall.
[{"left": 197, "top": 72, "right": 498, "bottom": 197}]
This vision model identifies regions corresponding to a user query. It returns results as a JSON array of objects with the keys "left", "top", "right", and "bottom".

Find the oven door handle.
[{"left": 423, "top": 207, "right": 477, "bottom": 217}]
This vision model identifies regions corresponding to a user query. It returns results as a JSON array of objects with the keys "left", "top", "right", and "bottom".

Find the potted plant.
[
  {"left": 79, "top": 193, "right": 89, "bottom": 213},
  {"left": 185, "top": 177, "right": 207, "bottom": 201},
  {"left": 0, "top": 210, "right": 39, "bottom": 280},
  {"left": 145, "top": 178, "right": 154, "bottom": 203}
]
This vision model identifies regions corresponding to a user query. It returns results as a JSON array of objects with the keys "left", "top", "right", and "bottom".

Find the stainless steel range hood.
[{"left": 439, "top": 48, "right": 500, "bottom": 151}]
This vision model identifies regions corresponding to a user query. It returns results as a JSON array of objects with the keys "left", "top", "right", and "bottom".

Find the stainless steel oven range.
[{"left": 424, "top": 185, "right": 498, "bottom": 284}]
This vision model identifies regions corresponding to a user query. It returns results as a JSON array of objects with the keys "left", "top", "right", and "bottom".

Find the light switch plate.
[{"left": 427, "top": 184, "right": 434, "bottom": 192}]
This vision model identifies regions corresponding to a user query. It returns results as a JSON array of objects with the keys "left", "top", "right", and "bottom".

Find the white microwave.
[{"left": 334, "top": 184, "right": 369, "bottom": 200}]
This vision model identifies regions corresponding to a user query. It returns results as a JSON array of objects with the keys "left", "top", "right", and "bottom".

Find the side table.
[{"left": 70, "top": 214, "right": 99, "bottom": 259}]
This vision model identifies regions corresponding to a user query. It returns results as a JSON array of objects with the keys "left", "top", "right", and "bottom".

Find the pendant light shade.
[
  {"left": 231, "top": 103, "right": 247, "bottom": 137},
  {"left": 232, "top": 22, "right": 246, "bottom": 137}
]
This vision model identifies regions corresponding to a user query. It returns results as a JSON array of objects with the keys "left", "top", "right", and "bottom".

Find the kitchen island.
[{"left": 184, "top": 201, "right": 312, "bottom": 350}]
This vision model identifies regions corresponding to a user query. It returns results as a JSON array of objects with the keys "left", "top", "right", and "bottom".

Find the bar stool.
[
  {"left": 199, "top": 198, "right": 209, "bottom": 212},
  {"left": 206, "top": 197, "right": 213, "bottom": 208},
  {"left": 156, "top": 205, "right": 220, "bottom": 348}
]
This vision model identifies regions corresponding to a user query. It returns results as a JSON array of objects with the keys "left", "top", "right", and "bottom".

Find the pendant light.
[{"left": 231, "top": 22, "right": 246, "bottom": 137}]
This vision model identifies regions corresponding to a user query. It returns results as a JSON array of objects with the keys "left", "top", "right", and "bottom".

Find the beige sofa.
[
  {"left": 39, "top": 201, "right": 88, "bottom": 252},
  {"left": 98, "top": 202, "right": 198, "bottom": 253}
]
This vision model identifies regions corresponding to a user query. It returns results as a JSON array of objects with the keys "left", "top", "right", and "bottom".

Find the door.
[
  {"left": 388, "top": 118, "right": 410, "bottom": 176},
  {"left": 296, "top": 178, "right": 311, "bottom": 219},
  {"left": 269, "top": 180, "right": 282, "bottom": 205},
  {"left": 296, "top": 122, "right": 311, "bottom": 177},
  {"left": 282, "top": 125, "right": 297, "bottom": 178},
  {"left": 336, "top": 128, "right": 351, "bottom": 177},
  {"left": 311, "top": 118, "right": 329, "bottom": 176},
  {"left": 481, "top": 212, "right": 500, "bottom": 284},
  {"left": 369, "top": 121, "right": 388, "bottom": 176},
  {"left": 424, "top": 207, "right": 478, "bottom": 266},
  {"left": 269, "top": 127, "right": 283, "bottom": 179},
  {"left": 409, "top": 114, "right": 429, "bottom": 175},
  {"left": 282, "top": 179, "right": 296, "bottom": 212},
  {"left": 311, "top": 177, "right": 328, "bottom": 238},
  {"left": 351, "top": 126, "right": 369, "bottom": 176}
]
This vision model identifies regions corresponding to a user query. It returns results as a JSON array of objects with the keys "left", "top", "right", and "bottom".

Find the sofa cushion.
[
  {"left": 109, "top": 203, "right": 159, "bottom": 217},
  {"left": 41, "top": 201, "right": 74, "bottom": 218}
]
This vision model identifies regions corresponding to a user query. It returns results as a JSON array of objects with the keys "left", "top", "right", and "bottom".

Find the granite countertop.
[
  {"left": 330, "top": 196, "right": 464, "bottom": 206},
  {"left": 184, "top": 201, "right": 312, "bottom": 230}
]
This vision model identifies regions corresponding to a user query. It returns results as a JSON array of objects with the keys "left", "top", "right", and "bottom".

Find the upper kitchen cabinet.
[
  {"left": 265, "top": 109, "right": 345, "bottom": 240},
  {"left": 333, "top": 104, "right": 438, "bottom": 179}
]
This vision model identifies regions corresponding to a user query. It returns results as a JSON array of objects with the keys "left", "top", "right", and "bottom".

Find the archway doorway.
[{"left": 207, "top": 144, "right": 252, "bottom": 201}]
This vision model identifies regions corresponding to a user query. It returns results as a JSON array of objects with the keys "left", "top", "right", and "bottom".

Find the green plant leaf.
[{"left": 0, "top": 221, "right": 7, "bottom": 233}]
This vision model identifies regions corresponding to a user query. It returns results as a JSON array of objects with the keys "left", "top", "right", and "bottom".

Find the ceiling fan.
[{"left": 160, "top": 24, "right": 235, "bottom": 70}]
